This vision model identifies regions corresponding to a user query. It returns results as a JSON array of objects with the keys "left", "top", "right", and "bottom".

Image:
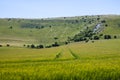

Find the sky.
[{"left": 0, "top": 0, "right": 120, "bottom": 18}]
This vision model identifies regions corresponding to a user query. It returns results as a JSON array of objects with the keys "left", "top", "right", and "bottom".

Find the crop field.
[{"left": 0, "top": 39, "right": 120, "bottom": 80}]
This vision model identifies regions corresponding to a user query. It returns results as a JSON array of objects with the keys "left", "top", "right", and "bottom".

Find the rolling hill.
[{"left": 0, "top": 15, "right": 120, "bottom": 47}]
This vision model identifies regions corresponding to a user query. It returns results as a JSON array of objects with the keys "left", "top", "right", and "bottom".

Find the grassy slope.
[
  {"left": 0, "top": 18, "right": 83, "bottom": 46},
  {"left": 101, "top": 15, "right": 120, "bottom": 36},
  {"left": 0, "top": 39, "right": 120, "bottom": 80},
  {"left": 0, "top": 15, "right": 120, "bottom": 46}
]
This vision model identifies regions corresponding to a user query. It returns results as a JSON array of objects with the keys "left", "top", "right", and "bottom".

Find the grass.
[
  {"left": 0, "top": 39, "right": 120, "bottom": 80},
  {"left": 0, "top": 18, "right": 83, "bottom": 46},
  {"left": 101, "top": 15, "right": 120, "bottom": 37},
  {"left": 0, "top": 15, "right": 120, "bottom": 46},
  {"left": 0, "top": 15, "right": 120, "bottom": 80}
]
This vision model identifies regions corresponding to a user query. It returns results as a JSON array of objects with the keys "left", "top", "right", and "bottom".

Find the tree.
[
  {"left": 6, "top": 44, "right": 10, "bottom": 47},
  {"left": 105, "top": 24, "right": 108, "bottom": 27},
  {"left": 104, "top": 35, "right": 111, "bottom": 39},
  {"left": 101, "top": 20, "right": 106, "bottom": 23},
  {"left": 92, "top": 41, "right": 94, "bottom": 43},
  {"left": 94, "top": 36, "right": 99, "bottom": 40},
  {"left": 27, "top": 45, "right": 30, "bottom": 48},
  {"left": 52, "top": 42, "right": 59, "bottom": 47},
  {"left": 41, "top": 26, "right": 44, "bottom": 29},
  {"left": 85, "top": 39, "right": 89, "bottom": 43},
  {"left": 54, "top": 37, "right": 58, "bottom": 40},
  {"left": 0, "top": 45, "right": 2, "bottom": 47},
  {"left": 23, "top": 44, "right": 26, "bottom": 47},
  {"left": 35, "top": 26, "right": 39, "bottom": 29},
  {"left": 75, "top": 20, "right": 79, "bottom": 23},
  {"left": 114, "top": 35, "right": 117, "bottom": 39},
  {"left": 65, "top": 41, "right": 68, "bottom": 45},
  {"left": 31, "top": 44, "right": 35, "bottom": 48},
  {"left": 64, "top": 17, "right": 66, "bottom": 19},
  {"left": 45, "top": 45, "right": 52, "bottom": 48},
  {"left": 37, "top": 45, "right": 44, "bottom": 49},
  {"left": 9, "top": 26, "right": 13, "bottom": 29},
  {"left": 88, "top": 21, "right": 92, "bottom": 24},
  {"left": 8, "top": 18, "right": 11, "bottom": 21},
  {"left": 99, "top": 34, "right": 103, "bottom": 36},
  {"left": 49, "top": 25, "right": 52, "bottom": 28},
  {"left": 97, "top": 17, "right": 100, "bottom": 21}
]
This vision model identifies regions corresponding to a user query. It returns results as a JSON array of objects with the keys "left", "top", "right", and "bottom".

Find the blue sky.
[{"left": 0, "top": 0, "right": 120, "bottom": 18}]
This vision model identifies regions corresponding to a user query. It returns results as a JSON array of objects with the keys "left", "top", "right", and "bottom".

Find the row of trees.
[
  {"left": 94, "top": 35, "right": 117, "bottom": 40},
  {"left": 72, "top": 33, "right": 117, "bottom": 42},
  {"left": 25, "top": 42, "right": 60, "bottom": 49},
  {"left": 25, "top": 44, "right": 44, "bottom": 49}
]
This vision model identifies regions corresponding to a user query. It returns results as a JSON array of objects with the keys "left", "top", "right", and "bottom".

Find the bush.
[
  {"left": 97, "top": 17, "right": 100, "bottom": 21},
  {"left": 28, "top": 44, "right": 44, "bottom": 49},
  {"left": 101, "top": 20, "right": 106, "bottom": 23},
  {"left": 49, "top": 25, "right": 52, "bottom": 28},
  {"left": 31, "top": 44, "right": 35, "bottom": 48},
  {"left": 65, "top": 41, "right": 68, "bottom": 45},
  {"left": 45, "top": 45, "right": 52, "bottom": 48},
  {"left": 54, "top": 37, "right": 58, "bottom": 40},
  {"left": 85, "top": 39, "right": 89, "bottom": 43},
  {"left": 6, "top": 44, "right": 10, "bottom": 47},
  {"left": 105, "top": 24, "right": 108, "bottom": 27},
  {"left": 99, "top": 34, "right": 103, "bottom": 36},
  {"left": 92, "top": 41, "right": 94, "bottom": 43},
  {"left": 27, "top": 45, "right": 30, "bottom": 48},
  {"left": 37, "top": 45, "right": 44, "bottom": 49},
  {"left": 94, "top": 36, "right": 99, "bottom": 40},
  {"left": 104, "top": 35, "right": 111, "bottom": 39},
  {"left": 89, "top": 37, "right": 93, "bottom": 40},
  {"left": 9, "top": 26, "right": 13, "bottom": 29},
  {"left": 0, "top": 45, "right": 2, "bottom": 47},
  {"left": 114, "top": 35, "right": 117, "bottom": 39},
  {"left": 23, "top": 44, "right": 26, "bottom": 47},
  {"left": 52, "top": 42, "right": 59, "bottom": 47}
]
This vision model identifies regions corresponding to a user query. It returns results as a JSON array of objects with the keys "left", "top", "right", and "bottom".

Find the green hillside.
[
  {"left": 0, "top": 15, "right": 120, "bottom": 47},
  {"left": 101, "top": 15, "right": 120, "bottom": 35}
]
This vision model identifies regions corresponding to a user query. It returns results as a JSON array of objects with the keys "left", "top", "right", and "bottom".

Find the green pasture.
[{"left": 0, "top": 15, "right": 120, "bottom": 46}]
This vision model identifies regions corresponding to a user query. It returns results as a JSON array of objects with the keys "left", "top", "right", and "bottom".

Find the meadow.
[
  {"left": 0, "top": 39, "right": 120, "bottom": 80},
  {"left": 0, "top": 15, "right": 120, "bottom": 46}
]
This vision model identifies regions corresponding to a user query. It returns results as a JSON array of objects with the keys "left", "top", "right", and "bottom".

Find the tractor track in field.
[
  {"left": 54, "top": 48, "right": 80, "bottom": 60},
  {"left": 54, "top": 51, "right": 63, "bottom": 60},
  {"left": 0, "top": 49, "right": 80, "bottom": 64},
  {"left": 68, "top": 49, "right": 80, "bottom": 59}
]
